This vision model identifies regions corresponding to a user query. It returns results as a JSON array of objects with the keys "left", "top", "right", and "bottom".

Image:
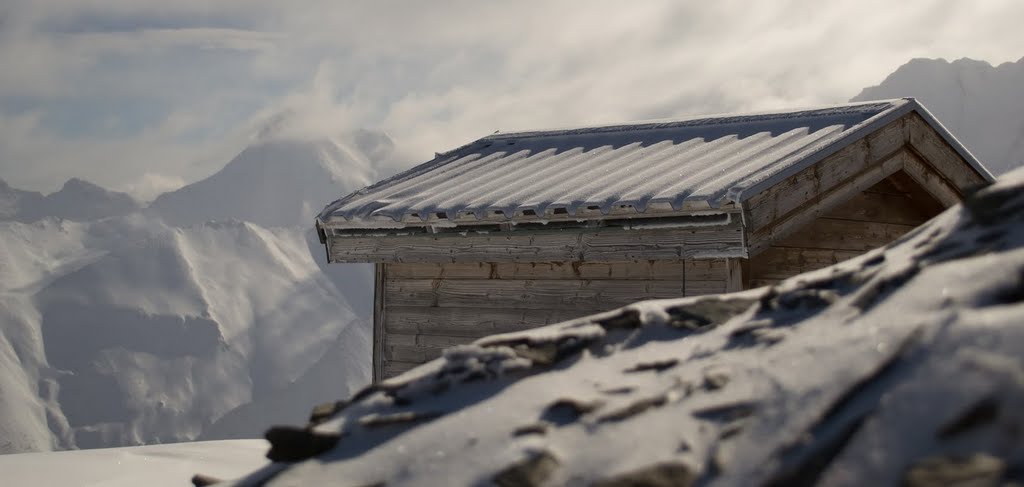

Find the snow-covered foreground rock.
[
  {"left": 225, "top": 170, "right": 1024, "bottom": 486},
  {"left": 0, "top": 440, "right": 268, "bottom": 487}
]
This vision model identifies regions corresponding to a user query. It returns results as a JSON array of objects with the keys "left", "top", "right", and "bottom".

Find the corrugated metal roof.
[{"left": 318, "top": 98, "right": 984, "bottom": 229}]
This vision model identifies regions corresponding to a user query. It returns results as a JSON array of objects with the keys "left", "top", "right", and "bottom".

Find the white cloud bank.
[{"left": 0, "top": 0, "right": 1022, "bottom": 199}]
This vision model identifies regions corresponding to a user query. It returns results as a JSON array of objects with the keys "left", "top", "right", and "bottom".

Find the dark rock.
[
  {"left": 592, "top": 462, "right": 695, "bottom": 487},
  {"left": 190, "top": 473, "right": 221, "bottom": 487},
  {"left": 543, "top": 398, "right": 605, "bottom": 425},
  {"left": 904, "top": 453, "right": 1005, "bottom": 487},
  {"left": 598, "top": 394, "right": 670, "bottom": 423},
  {"left": 513, "top": 422, "right": 552, "bottom": 437},
  {"left": 625, "top": 359, "right": 679, "bottom": 373},
  {"left": 702, "top": 370, "right": 730, "bottom": 391},
  {"left": 264, "top": 426, "right": 342, "bottom": 462},
  {"left": 938, "top": 397, "right": 1000, "bottom": 439},
  {"left": 493, "top": 449, "right": 560, "bottom": 487},
  {"left": 692, "top": 401, "right": 757, "bottom": 422},
  {"left": 309, "top": 400, "right": 349, "bottom": 426},
  {"left": 597, "top": 309, "right": 643, "bottom": 330},
  {"left": 664, "top": 297, "right": 758, "bottom": 331},
  {"left": 358, "top": 411, "right": 441, "bottom": 428}
]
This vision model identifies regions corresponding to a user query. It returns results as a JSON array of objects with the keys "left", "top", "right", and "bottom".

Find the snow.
[
  {"left": 853, "top": 56, "right": 1024, "bottom": 176},
  {"left": 0, "top": 128, "right": 395, "bottom": 454},
  {"left": 149, "top": 130, "right": 391, "bottom": 228},
  {"left": 318, "top": 100, "right": 927, "bottom": 228},
  {"left": 0, "top": 57, "right": 1021, "bottom": 486},
  {"left": 233, "top": 167, "right": 1024, "bottom": 486},
  {"left": 0, "top": 440, "right": 268, "bottom": 487},
  {"left": 0, "top": 215, "right": 371, "bottom": 453}
]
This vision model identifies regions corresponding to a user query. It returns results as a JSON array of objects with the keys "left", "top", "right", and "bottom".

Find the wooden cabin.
[{"left": 315, "top": 98, "right": 993, "bottom": 381}]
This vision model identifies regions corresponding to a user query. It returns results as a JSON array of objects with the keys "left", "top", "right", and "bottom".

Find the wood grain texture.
[
  {"left": 745, "top": 150, "right": 905, "bottom": 255},
  {"left": 385, "top": 279, "right": 689, "bottom": 310},
  {"left": 382, "top": 360, "right": 420, "bottom": 378},
  {"left": 726, "top": 258, "right": 744, "bottom": 293},
  {"left": 385, "top": 306, "right": 601, "bottom": 337},
  {"left": 906, "top": 113, "right": 988, "bottom": 191},
  {"left": 772, "top": 218, "right": 917, "bottom": 252},
  {"left": 749, "top": 247, "right": 863, "bottom": 281},
  {"left": 386, "top": 259, "right": 727, "bottom": 281},
  {"left": 384, "top": 344, "right": 444, "bottom": 363},
  {"left": 823, "top": 190, "right": 933, "bottom": 226},
  {"left": 372, "top": 263, "right": 386, "bottom": 383},
  {"left": 902, "top": 152, "right": 962, "bottom": 208},
  {"left": 744, "top": 118, "right": 906, "bottom": 231},
  {"left": 329, "top": 219, "right": 744, "bottom": 263}
]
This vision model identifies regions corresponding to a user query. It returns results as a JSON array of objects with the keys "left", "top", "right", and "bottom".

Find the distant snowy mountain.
[
  {"left": 853, "top": 57, "right": 1024, "bottom": 175},
  {"left": 0, "top": 179, "right": 44, "bottom": 221},
  {"left": 0, "top": 122, "right": 392, "bottom": 454},
  {"left": 148, "top": 129, "right": 392, "bottom": 228},
  {"left": 0, "top": 177, "right": 138, "bottom": 223},
  {"left": 0, "top": 215, "right": 370, "bottom": 453},
  {"left": 227, "top": 168, "right": 1024, "bottom": 487}
]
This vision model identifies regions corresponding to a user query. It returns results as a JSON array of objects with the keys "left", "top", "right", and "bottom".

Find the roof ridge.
[{"left": 479, "top": 99, "right": 905, "bottom": 142}]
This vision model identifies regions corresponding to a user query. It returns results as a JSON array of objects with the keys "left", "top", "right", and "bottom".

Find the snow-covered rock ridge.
[
  {"left": 0, "top": 126, "right": 399, "bottom": 454},
  {"left": 228, "top": 169, "right": 1024, "bottom": 486},
  {"left": 0, "top": 177, "right": 140, "bottom": 223},
  {"left": 853, "top": 57, "right": 1024, "bottom": 175},
  {"left": 0, "top": 215, "right": 371, "bottom": 453}
]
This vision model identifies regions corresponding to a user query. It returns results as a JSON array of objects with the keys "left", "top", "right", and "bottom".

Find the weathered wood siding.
[
  {"left": 748, "top": 174, "right": 942, "bottom": 287},
  {"left": 328, "top": 218, "right": 744, "bottom": 264},
  {"left": 378, "top": 259, "right": 729, "bottom": 378}
]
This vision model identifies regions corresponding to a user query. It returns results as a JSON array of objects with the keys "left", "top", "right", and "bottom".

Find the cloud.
[{"left": 1, "top": 0, "right": 1022, "bottom": 199}]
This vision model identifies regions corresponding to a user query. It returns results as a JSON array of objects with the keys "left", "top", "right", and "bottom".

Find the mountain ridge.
[{"left": 853, "top": 56, "right": 1024, "bottom": 175}]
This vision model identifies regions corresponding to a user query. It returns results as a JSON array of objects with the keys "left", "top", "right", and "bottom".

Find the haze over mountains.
[
  {"left": 0, "top": 127, "right": 390, "bottom": 453},
  {"left": 0, "top": 178, "right": 140, "bottom": 223},
  {"left": 853, "top": 56, "right": 1024, "bottom": 175},
  {"left": 0, "top": 56, "right": 1022, "bottom": 455},
  {"left": 149, "top": 128, "right": 391, "bottom": 228}
]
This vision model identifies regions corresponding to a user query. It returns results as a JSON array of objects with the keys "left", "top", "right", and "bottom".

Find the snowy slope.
[
  {"left": 0, "top": 440, "right": 268, "bottom": 487},
  {"left": 0, "top": 122, "right": 394, "bottom": 454},
  {"left": 0, "top": 215, "right": 370, "bottom": 453},
  {"left": 149, "top": 130, "right": 392, "bottom": 228},
  {"left": 853, "top": 57, "right": 1024, "bottom": 175},
  {"left": 226, "top": 169, "right": 1024, "bottom": 486}
]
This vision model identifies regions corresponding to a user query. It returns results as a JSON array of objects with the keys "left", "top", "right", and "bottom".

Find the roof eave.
[{"left": 903, "top": 98, "right": 995, "bottom": 182}]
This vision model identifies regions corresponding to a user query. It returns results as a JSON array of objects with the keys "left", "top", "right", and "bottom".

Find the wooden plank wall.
[
  {"left": 748, "top": 174, "right": 942, "bottom": 287},
  {"left": 378, "top": 259, "right": 729, "bottom": 377},
  {"left": 329, "top": 218, "right": 744, "bottom": 264}
]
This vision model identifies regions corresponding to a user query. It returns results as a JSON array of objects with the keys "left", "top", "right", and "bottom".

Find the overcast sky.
[{"left": 1, "top": 0, "right": 1022, "bottom": 200}]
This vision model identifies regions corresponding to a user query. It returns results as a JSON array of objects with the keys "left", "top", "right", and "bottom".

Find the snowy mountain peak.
[{"left": 148, "top": 129, "right": 391, "bottom": 228}]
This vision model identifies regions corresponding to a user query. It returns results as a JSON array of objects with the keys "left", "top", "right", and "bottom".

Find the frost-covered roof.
[
  {"left": 318, "top": 98, "right": 987, "bottom": 229},
  {"left": 226, "top": 167, "right": 1024, "bottom": 487}
]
